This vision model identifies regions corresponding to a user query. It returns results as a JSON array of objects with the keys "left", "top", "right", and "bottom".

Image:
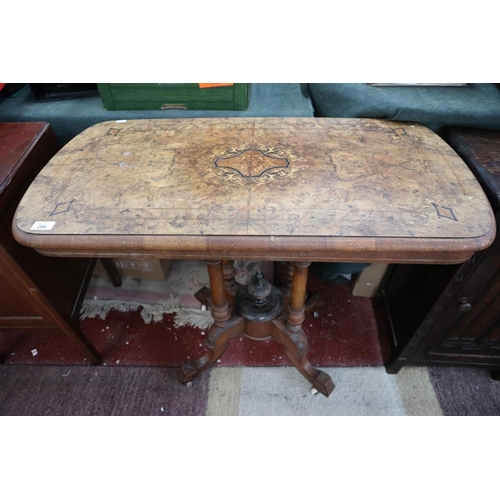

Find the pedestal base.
[
  {"left": 178, "top": 260, "right": 335, "bottom": 397},
  {"left": 177, "top": 315, "right": 335, "bottom": 397}
]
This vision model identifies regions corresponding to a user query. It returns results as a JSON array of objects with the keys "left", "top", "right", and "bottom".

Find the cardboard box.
[
  {"left": 93, "top": 258, "right": 172, "bottom": 281},
  {"left": 350, "top": 263, "right": 390, "bottom": 298},
  {"left": 97, "top": 83, "right": 249, "bottom": 111}
]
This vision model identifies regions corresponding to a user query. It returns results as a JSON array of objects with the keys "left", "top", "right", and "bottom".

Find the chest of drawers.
[
  {"left": 382, "top": 127, "right": 500, "bottom": 376},
  {"left": 0, "top": 122, "right": 99, "bottom": 363}
]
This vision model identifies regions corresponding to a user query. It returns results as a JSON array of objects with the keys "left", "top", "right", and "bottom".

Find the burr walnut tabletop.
[
  {"left": 12, "top": 117, "right": 496, "bottom": 397},
  {"left": 13, "top": 117, "right": 495, "bottom": 263}
]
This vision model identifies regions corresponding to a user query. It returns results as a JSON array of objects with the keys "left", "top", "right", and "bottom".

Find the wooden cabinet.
[
  {"left": 382, "top": 127, "right": 500, "bottom": 374},
  {"left": 0, "top": 122, "right": 100, "bottom": 363}
]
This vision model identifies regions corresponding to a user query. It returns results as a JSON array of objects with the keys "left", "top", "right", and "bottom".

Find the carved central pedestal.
[
  {"left": 236, "top": 272, "right": 283, "bottom": 329},
  {"left": 177, "top": 260, "right": 335, "bottom": 397}
]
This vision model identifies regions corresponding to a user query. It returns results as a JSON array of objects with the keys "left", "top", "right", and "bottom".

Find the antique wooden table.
[{"left": 13, "top": 118, "right": 496, "bottom": 396}]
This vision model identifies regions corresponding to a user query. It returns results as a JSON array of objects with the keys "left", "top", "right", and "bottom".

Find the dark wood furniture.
[
  {"left": 12, "top": 118, "right": 495, "bottom": 395},
  {"left": 0, "top": 122, "right": 100, "bottom": 364},
  {"left": 382, "top": 127, "right": 500, "bottom": 375}
]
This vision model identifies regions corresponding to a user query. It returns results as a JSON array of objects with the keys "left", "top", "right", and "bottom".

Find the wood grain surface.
[{"left": 13, "top": 118, "right": 496, "bottom": 263}]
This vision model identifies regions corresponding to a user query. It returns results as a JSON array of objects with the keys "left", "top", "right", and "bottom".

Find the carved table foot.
[
  {"left": 177, "top": 315, "right": 244, "bottom": 384},
  {"left": 270, "top": 317, "right": 335, "bottom": 397}
]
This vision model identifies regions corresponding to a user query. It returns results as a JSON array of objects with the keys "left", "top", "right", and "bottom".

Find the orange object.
[{"left": 198, "top": 83, "right": 233, "bottom": 88}]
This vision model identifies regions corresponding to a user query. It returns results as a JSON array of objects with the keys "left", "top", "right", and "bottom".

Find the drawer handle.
[{"left": 458, "top": 297, "right": 472, "bottom": 313}]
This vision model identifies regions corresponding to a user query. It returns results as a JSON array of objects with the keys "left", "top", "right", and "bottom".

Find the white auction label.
[{"left": 30, "top": 221, "right": 56, "bottom": 230}]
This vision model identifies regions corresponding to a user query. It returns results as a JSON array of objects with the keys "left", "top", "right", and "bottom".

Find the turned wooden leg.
[
  {"left": 285, "top": 261, "right": 295, "bottom": 290},
  {"left": 205, "top": 260, "right": 231, "bottom": 327},
  {"left": 281, "top": 261, "right": 297, "bottom": 310},
  {"left": 272, "top": 262, "right": 335, "bottom": 397},
  {"left": 222, "top": 259, "right": 237, "bottom": 308},
  {"left": 178, "top": 259, "right": 244, "bottom": 384},
  {"left": 281, "top": 261, "right": 326, "bottom": 317},
  {"left": 287, "top": 262, "right": 309, "bottom": 327},
  {"left": 194, "top": 259, "right": 237, "bottom": 309}
]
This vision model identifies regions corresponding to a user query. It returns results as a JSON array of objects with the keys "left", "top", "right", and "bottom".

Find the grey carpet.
[
  {"left": 0, "top": 365, "right": 209, "bottom": 416},
  {"left": 2, "top": 363, "right": 499, "bottom": 416},
  {"left": 429, "top": 366, "right": 500, "bottom": 416}
]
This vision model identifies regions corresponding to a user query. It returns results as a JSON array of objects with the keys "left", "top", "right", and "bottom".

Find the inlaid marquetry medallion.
[
  {"left": 209, "top": 146, "right": 302, "bottom": 185},
  {"left": 215, "top": 149, "right": 289, "bottom": 177}
]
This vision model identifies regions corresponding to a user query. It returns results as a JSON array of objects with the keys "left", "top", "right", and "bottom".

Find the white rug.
[
  {"left": 206, "top": 366, "right": 443, "bottom": 416},
  {"left": 80, "top": 259, "right": 262, "bottom": 329}
]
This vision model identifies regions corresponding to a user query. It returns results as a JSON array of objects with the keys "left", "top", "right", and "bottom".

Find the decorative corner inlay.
[
  {"left": 391, "top": 127, "right": 407, "bottom": 137},
  {"left": 106, "top": 127, "right": 121, "bottom": 136},
  {"left": 432, "top": 202, "right": 458, "bottom": 222},
  {"left": 50, "top": 200, "right": 74, "bottom": 216}
]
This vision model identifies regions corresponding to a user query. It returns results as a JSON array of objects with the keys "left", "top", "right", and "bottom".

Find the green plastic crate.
[{"left": 97, "top": 83, "right": 249, "bottom": 111}]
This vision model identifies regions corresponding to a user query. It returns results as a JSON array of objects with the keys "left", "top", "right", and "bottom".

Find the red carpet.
[{"left": 0, "top": 266, "right": 392, "bottom": 368}]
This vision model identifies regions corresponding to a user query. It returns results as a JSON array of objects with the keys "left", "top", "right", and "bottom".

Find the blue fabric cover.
[
  {"left": 0, "top": 83, "right": 314, "bottom": 145},
  {"left": 305, "top": 83, "right": 500, "bottom": 133}
]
